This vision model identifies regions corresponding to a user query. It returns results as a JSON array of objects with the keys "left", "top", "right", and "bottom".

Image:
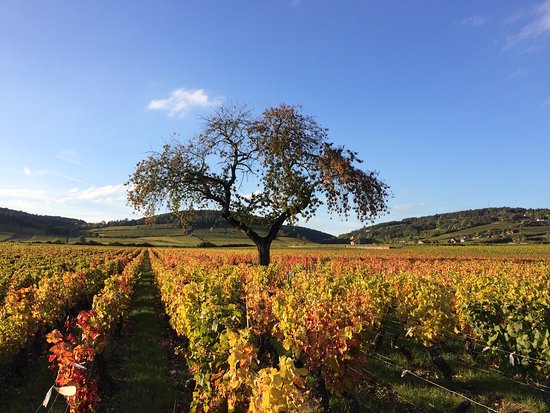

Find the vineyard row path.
[{"left": 98, "top": 252, "right": 185, "bottom": 413}]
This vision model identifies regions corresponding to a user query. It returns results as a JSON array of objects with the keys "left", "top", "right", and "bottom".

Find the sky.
[{"left": 1, "top": 1, "right": 549, "bottom": 235}]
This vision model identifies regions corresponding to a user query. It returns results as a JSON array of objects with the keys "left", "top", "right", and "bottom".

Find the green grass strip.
[{"left": 101, "top": 254, "right": 176, "bottom": 412}]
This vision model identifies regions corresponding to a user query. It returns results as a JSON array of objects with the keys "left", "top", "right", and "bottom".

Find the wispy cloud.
[
  {"left": 23, "top": 166, "right": 91, "bottom": 185},
  {"left": 24, "top": 167, "right": 44, "bottom": 176},
  {"left": 505, "top": 1, "right": 550, "bottom": 49},
  {"left": 0, "top": 187, "right": 48, "bottom": 200},
  {"left": 507, "top": 68, "right": 529, "bottom": 79},
  {"left": 57, "top": 149, "right": 86, "bottom": 166},
  {"left": 1, "top": 184, "right": 126, "bottom": 205},
  {"left": 461, "top": 15, "right": 489, "bottom": 27},
  {"left": 392, "top": 202, "right": 427, "bottom": 212},
  {"left": 397, "top": 189, "right": 419, "bottom": 198},
  {"left": 543, "top": 98, "right": 550, "bottom": 106},
  {"left": 147, "top": 88, "right": 221, "bottom": 117},
  {"left": 65, "top": 184, "right": 126, "bottom": 203},
  {"left": 0, "top": 184, "right": 130, "bottom": 222},
  {"left": 504, "top": 8, "right": 531, "bottom": 26}
]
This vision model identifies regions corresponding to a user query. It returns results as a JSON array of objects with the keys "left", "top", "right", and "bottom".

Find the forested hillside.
[
  {"left": 0, "top": 207, "right": 85, "bottom": 236},
  {"left": 99, "top": 210, "right": 336, "bottom": 244},
  {"left": 3, "top": 206, "right": 548, "bottom": 245},
  {"left": 341, "top": 207, "right": 550, "bottom": 244},
  {"left": 0, "top": 207, "right": 335, "bottom": 245}
]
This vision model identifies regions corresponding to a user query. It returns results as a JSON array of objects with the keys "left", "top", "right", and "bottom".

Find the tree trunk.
[
  {"left": 220, "top": 210, "right": 283, "bottom": 266},
  {"left": 257, "top": 238, "right": 272, "bottom": 266}
]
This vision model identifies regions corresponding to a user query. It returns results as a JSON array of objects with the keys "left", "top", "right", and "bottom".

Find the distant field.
[
  {"left": 400, "top": 243, "right": 550, "bottom": 256},
  {"left": 0, "top": 232, "right": 14, "bottom": 241},
  {"left": 87, "top": 224, "right": 316, "bottom": 247},
  {"left": 427, "top": 221, "right": 550, "bottom": 242},
  {"left": 90, "top": 224, "right": 185, "bottom": 237},
  {"left": 2, "top": 217, "right": 548, "bottom": 250}
]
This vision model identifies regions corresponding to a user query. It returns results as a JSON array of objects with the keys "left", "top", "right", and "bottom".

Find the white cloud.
[
  {"left": 505, "top": 1, "right": 550, "bottom": 49},
  {"left": 1, "top": 184, "right": 126, "bottom": 205},
  {"left": 241, "top": 190, "right": 261, "bottom": 200},
  {"left": 0, "top": 184, "right": 132, "bottom": 222},
  {"left": 147, "top": 88, "right": 221, "bottom": 117},
  {"left": 461, "top": 15, "right": 489, "bottom": 27},
  {"left": 0, "top": 187, "right": 49, "bottom": 200},
  {"left": 392, "top": 202, "right": 427, "bottom": 212},
  {"left": 24, "top": 167, "right": 47, "bottom": 176},
  {"left": 543, "top": 98, "right": 550, "bottom": 106},
  {"left": 68, "top": 184, "right": 126, "bottom": 202}
]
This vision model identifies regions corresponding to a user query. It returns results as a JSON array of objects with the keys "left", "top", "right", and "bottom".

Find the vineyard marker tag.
[
  {"left": 42, "top": 386, "right": 54, "bottom": 407},
  {"left": 55, "top": 385, "right": 77, "bottom": 396}
]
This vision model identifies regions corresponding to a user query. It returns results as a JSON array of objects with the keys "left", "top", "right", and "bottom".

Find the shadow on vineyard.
[
  {"left": 0, "top": 348, "right": 65, "bottom": 413},
  {"left": 356, "top": 320, "right": 549, "bottom": 412}
]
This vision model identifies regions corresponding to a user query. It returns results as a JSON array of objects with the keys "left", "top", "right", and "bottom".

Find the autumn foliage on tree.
[{"left": 127, "top": 104, "right": 389, "bottom": 265}]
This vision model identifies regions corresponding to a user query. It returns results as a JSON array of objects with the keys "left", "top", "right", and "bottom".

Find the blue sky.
[{"left": 1, "top": 1, "right": 549, "bottom": 235}]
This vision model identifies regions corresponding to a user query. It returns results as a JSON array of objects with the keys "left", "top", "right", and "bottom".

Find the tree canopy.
[{"left": 127, "top": 104, "right": 389, "bottom": 264}]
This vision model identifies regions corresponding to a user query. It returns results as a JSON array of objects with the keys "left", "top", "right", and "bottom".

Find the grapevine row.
[
  {"left": 0, "top": 248, "right": 138, "bottom": 366},
  {"left": 0, "top": 245, "right": 127, "bottom": 304},
  {"left": 151, "top": 248, "right": 550, "bottom": 411},
  {"left": 44, "top": 248, "right": 146, "bottom": 413}
]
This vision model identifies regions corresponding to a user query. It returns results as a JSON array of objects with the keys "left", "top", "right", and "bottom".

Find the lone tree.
[{"left": 127, "top": 104, "right": 389, "bottom": 265}]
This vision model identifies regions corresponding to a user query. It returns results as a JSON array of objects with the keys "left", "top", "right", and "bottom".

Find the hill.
[
  {"left": 4, "top": 206, "right": 549, "bottom": 247},
  {"left": 340, "top": 207, "right": 550, "bottom": 245},
  {"left": 0, "top": 207, "right": 335, "bottom": 246},
  {"left": 90, "top": 210, "right": 336, "bottom": 247},
  {"left": 0, "top": 207, "right": 85, "bottom": 239},
  {"left": 101, "top": 210, "right": 335, "bottom": 242}
]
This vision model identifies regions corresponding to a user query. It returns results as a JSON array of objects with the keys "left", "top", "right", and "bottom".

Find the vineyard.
[{"left": 1, "top": 244, "right": 550, "bottom": 412}]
